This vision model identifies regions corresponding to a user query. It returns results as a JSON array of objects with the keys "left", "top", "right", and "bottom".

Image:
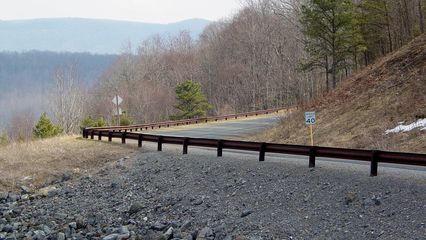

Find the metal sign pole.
[{"left": 116, "top": 95, "right": 120, "bottom": 126}]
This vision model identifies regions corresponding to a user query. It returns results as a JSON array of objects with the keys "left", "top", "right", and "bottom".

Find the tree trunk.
[{"left": 420, "top": 0, "right": 425, "bottom": 33}]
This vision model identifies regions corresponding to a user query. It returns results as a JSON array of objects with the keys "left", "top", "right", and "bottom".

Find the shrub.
[
  {"left": 81, "top": 116, "right": 107, "bottom": 129},
  {"left": 33, "top": 113, "right": 63, "bottom": 139},
  {"left": 120, "top": 114, "right": 133, "bottom": 126},
  {"left": 0, "top": 133, "right": 9, "bottom": 146}
]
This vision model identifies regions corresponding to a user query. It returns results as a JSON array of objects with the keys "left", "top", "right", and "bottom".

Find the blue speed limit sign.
[{"left": 305, "top": 112, "right": 316, "bottom": 125}]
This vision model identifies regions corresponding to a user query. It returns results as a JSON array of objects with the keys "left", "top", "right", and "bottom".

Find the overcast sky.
[{"left": 0, "top": 0, "right": 242, "bottom": 23}]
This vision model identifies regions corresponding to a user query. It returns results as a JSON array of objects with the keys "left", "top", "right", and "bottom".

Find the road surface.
[
  {"left": 141, "top": 114, "right": 426, "bottom": 174},
  {"left": 144, "top": 114, "right": 281, "bottom": 139}
]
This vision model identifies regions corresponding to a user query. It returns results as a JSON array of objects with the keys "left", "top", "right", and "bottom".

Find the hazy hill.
[
  {"left": 0, "top": 51, "right": 117, "bottom": 125},
  {"left": 253, "top": 34, "right": 426, "bottom": 153},
  {"left": 0, "top": 18, "right": 210, "bottom": 54}
]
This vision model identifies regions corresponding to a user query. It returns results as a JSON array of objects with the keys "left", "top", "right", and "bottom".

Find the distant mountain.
[
  {"left": 0, "top": 18, "right": 211, "bottom": 54},
  {"left": 0, "top": 51, "right": 117, "bottom": 125}
]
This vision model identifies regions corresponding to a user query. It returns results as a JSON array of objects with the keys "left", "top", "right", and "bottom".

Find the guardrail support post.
[
  {"left": 90, "top": 131, "right": 94, "bottom": 139},
  {"left": 183, "top": 138, "right": 189, "bottom": 154},
  {"left": 121, "top": 132, "right": 126, "bottom": 144},
  {"left": 217, "top": 140, "right": 223, "bottom": 157},
  {"left": 138, "top": 135, "right": 143, "bottom": 148},
  {"left": 259, "top": 143, "right": 266, "bottom": 162},
  {"left": 157, "top": 136, "right": 163, "bottom": 151},
  {"left": 370, "top": 150, "right": 379, "bottom": 177},
  {"left": 309, "top": 147, "right": 316, "bottom": 168},
  {"left": 108, "top": 132, "right": 112, "bottom": 142},
  {"left": 82, "top": 128, "right": 87, "bottom": 138},
  {"left": 98, "top": 131, "right": 102, "bottom": 141}
]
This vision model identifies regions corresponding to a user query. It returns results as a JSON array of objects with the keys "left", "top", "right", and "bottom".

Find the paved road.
[
  {"left": 144, "top": 115, "right": 281, "bottom": 139},
  {"left": 142, "top": 114, "right": 425, "bottom": 174}
]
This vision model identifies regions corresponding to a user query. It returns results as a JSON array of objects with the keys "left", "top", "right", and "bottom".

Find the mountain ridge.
[{"left": 0, "top": 18, "right": 211, "bottom": 54}]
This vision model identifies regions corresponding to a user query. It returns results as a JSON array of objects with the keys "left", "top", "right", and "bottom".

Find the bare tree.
[{"left": 50, "top": 63, "right": 86, "bottom": 134}]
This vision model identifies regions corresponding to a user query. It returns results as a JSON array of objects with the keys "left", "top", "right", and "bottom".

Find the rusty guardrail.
[
  {"left": 83, "top": 127, "right": 426, "bottom": 177},
  {"left": 87, "top": 107, "right": 289, "bottom": 132}
]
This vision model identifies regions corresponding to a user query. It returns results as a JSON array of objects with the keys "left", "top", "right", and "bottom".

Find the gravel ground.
[{"left": 0, "top": 143, "right": 425, "bottom": 240}]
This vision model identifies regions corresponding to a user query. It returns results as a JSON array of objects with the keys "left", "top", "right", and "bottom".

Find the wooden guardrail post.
[
  {"left": 121, "top": 132, "right": 126, "bottom": 144},
  {"left": 138, "top": 134, "right": 143, "bottom": 148},
  {"left": 157, "top": 136, "right": 163, "bottom": 151},
  {"left": 183, "top": 138, "right": 189, "bottom": 154},
  {"left": 259, "top": 143, "right": 266, "bottom": 161},
  {"left": 217, "top": 140, "right": 223, "bottom": 157},
  {"left": 82, "top": 128, "right": 87, "bottom": 138},
  {"left": 370, "top": 150, "right": 379, "bottom": 177},
  {"left": 108, "top": 131, "right": 112, "bottom": 142},
  {"left": 90, "top": 130, "right": 94, "bottom": 139},
  {"left": 309, "top": 147, "right": 316, "bottom": 168},
  {"left": 98, "top": 131, "right": 102, "bottom": 141}
]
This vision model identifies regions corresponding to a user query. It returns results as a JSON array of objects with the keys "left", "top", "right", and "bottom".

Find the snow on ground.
[{"left": 385, "top": 118, "right": 426, "bottom": 134}]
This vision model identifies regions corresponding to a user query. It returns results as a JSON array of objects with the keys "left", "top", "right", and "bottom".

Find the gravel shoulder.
[{"left": 1, "top": 142, "right": 425, "bottom": 240}]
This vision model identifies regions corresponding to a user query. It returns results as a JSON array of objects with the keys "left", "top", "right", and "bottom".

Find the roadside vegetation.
[
  {"left": 0, "top": 136, "right": 136, "bottom": 192},
  {"left": 252, "top": 34, "right": 426, "bottom": 153}
]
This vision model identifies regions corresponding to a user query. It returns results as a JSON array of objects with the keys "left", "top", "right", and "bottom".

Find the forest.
[
  {"left": 2, "top": 0, "right": 425, "bottom": 141},
  {"left": 86, "top": 0, "right": 425, "bottom": 123}
]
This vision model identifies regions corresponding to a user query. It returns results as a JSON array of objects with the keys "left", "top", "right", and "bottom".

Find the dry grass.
[
  {"left": 251, "top": 34, "right": 426, "bottom": 154},
  {"left": 0, "top": 136, "right": 137, "bottom": 192}
]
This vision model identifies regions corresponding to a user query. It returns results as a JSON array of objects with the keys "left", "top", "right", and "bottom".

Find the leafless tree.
[{"left": 50, "top": 63, "right": 86, "bottom": 134}]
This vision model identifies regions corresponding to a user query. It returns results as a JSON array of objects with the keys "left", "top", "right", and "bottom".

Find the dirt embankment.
[{"left": 253, "top": 34, "right": 426, "bottom": 153}]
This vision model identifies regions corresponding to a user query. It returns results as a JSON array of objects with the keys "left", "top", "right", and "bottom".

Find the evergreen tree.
[
  {"left": 171, "top": 80, "right": 213, "bottom": 120},
  {"left": 301, "top": 0, "right": 366, "bottom": 90},
  {"left": 33, "top": 113, "right": 63, "bottom": 139}
]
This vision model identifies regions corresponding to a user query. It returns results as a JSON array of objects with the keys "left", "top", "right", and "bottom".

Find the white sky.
[{"left": 0, "top": 0, "right": 242, "bottom": 23}]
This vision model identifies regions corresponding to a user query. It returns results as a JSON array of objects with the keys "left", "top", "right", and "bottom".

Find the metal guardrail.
[
  {"left": 83, "top": 109, "right": 426, "bottom": 177},
  {"left": 87, "top": 108, "right": 288, "bottom": 132}
]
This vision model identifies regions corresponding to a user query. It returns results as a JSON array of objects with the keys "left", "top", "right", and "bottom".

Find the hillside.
[
  {"left": 0, "top": 18, "right": 210, "bottom": 54},
  {"left": 254, "top": 33, "right": 426, "bottom": 153}
]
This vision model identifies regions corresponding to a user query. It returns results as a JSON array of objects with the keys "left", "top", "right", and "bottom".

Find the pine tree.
[
  {"left": 33, "top": 113, "right": 63, "bottom": 139},
  {"left": 171, "top": 80, "right": 213, "bottom": 120},
  {"left": 300, "top": 0, "right": 365, "bottom": 90}
]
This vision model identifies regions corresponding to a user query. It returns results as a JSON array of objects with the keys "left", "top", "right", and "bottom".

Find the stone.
[
  {"left": 345, "top": 192, "right": 358, "bottom": 205},
  {"left": 151, "top": 222, "right": 167, "bottom": 231},
  {"left": 164, "top": 227, "right": 174, "bottom": 240},
  {"left": 2, "top": 224, "right": 13, "bottom": 233},
  {"left": 57, "top": 232, "right": 66, "bottom": 240},
  {"left": 20, "top": 186, "right": 31, "bottom": 194},
  {"left": 240, "top": 210, "right": 253, "bottom": 218},
  {"left": 180, "top": 220, "right": 191, "bottom": 231},
  {"left": 0, "top": 192, "right": 8, "bottom": 201},
  {"left": 69, "top": 222, "right": 77, "bottom": 229},
  {"left": 128, "top": 202, "right": 144, "bottom": 214},
  {"left": 33, "top": 230, "right": 46, "bottom": 240},
  {"left": 102, "top": 233, "right": 119, "bottom": 240},
  {"left": 196, "top": 227, "right": 214, "bottom": 240}
]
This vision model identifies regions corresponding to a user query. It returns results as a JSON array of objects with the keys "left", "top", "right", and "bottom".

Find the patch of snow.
[{"left": 385, "top": 118, "right": 426, "bottom": 134}]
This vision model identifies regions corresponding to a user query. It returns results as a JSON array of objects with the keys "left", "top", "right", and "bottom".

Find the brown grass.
[
  {"left": 251, "top": 34, "right": 426, "bottom": 154},
  {"left": 0, "top": 136, "right": 137, "bottom": 192}
]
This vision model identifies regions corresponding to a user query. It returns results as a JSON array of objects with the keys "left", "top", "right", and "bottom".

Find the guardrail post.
[
  {"left": 183, "top": 138, "right": 189, "bottom": 154},
  {"left": 259, "top": 143, "right": 266, "bottom": 162},
  {"left": 108, "top": 131, "right": 112, "bottom": 142},
  {"left": 90, "top": 130, "right": 94, "bottom": 139},
  {"left": 309, "top": 147, "right": 316, "bottom": 168},
  {"left": 157, "top": 136, "right": 163, "bottom": 151},
  {"left": 217, "top": 140, "right": 223, "bottom": 157},
  {"left": 138, "top": 134, "right": 143, "bottom": 148},
  {"left": 82, "top": 128, "right": 87, "bottom": 138},
  {"left": 370, "top": 150, "right": 379, "bottom": 177},
  {"left": 121, "top": 132, "right": 126, "bottom": 144},
  {"left": 98, "top": 131, "right": 102, "bottom": 141}
]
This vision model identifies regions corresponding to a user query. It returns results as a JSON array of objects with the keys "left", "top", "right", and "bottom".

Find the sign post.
[
  {"left": 112, "top": 95, "right": 123, "bottom": 126},
  {"left": 304, "top": 112, "right": 316, "bottom": 146}
]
